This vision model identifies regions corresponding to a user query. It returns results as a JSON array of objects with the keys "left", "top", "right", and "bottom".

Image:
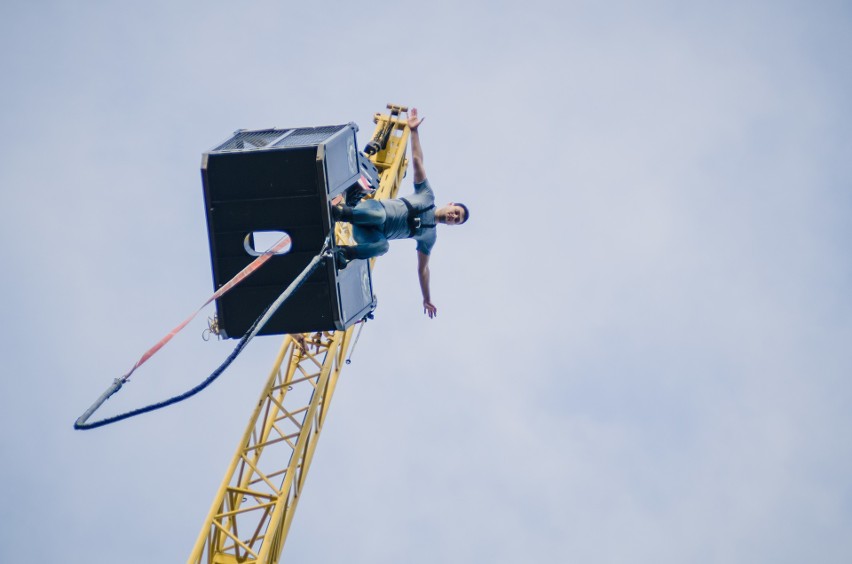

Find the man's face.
[{"left": 443, "top": 203, "right": 466, "bottom": 225}]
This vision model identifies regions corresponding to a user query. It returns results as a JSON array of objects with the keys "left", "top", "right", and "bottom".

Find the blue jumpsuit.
[{"left": 348, "top": 179, "right": 437, "bottom": 259}]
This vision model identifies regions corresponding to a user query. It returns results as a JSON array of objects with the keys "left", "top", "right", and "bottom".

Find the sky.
[{"left": 1, "top": 0, "right": 851, "bottom": 562}]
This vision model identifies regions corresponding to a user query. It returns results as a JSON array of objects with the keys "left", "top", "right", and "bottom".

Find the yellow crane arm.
[{"left": 188, "top": 105, "right": 411, "bottom": 564}]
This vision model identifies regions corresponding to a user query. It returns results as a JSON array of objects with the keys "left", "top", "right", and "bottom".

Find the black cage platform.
[{"left": 201, "top": 123, "right": 377, "bottom": 338}]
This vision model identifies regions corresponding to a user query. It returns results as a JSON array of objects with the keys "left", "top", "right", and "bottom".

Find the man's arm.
[
  {"left": 408, "top": 108, "right": 426, "bottom": 184},
  {"left": 417, "top": 250, "right": 437, "bottom": 318}
]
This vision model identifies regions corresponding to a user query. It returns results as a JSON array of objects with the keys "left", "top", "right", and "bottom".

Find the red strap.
[{"left": 123, "top": 234, "right": 292, "bottom": 381}]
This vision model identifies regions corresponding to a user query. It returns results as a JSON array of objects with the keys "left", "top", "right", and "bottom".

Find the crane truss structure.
[{"left": 189, "top": 105, "right": 412, "bottom": 564}]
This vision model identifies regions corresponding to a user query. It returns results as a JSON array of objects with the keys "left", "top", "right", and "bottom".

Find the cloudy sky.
[{"left": 2, "top": 1, "right": 851, "bottom": 562}]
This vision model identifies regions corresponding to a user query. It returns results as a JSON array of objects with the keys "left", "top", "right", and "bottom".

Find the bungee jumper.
[{"left": 331, "top": 108, "right": 470, "bottom": 318}]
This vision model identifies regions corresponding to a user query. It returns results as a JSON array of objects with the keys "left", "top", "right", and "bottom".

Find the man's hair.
[{"left": 455, "top": 202, "right": 470, "bottom": 224}]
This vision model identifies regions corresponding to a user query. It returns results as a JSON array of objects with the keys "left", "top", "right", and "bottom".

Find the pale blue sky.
[{"left": 1, "top": 1, "right": 851, "bottom": 562}]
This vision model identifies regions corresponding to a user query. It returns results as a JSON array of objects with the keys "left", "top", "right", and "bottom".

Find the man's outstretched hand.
[
  {"left": 423, "top": 300, "right": 437, "bottom": 319},
  {"left": 408, "top": 107, "right": 424, "bottom": 131}
]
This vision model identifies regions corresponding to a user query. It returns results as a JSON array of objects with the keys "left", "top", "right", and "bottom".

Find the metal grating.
[
  {"left": 272, "top": 125, "right": 346, "bottom": 147},
  {"left": 214, "top": 129, "right": 289, "bottom": 152}
]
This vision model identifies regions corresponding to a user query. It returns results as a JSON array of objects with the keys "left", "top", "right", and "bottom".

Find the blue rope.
[
  {"left": 74, "top": 245, "right": 330, "bottom": 431},
  {"left": 74, "top": 303, "right": 267, "bottom": 430}
]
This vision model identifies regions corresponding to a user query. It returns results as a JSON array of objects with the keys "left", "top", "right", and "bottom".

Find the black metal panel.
[
  {"left": 206, "top": 147, "right": 319, "bottom": 202},
  {"left": 218, "top": 281, "right": 336, "bottom": 335},
  {"left": 201, "top": 122, "right": 376, "bottom": 338}
]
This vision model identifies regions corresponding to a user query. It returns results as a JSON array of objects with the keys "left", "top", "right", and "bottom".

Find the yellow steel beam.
[{"left": 188, "top": 106, "right": 411, "bottom": 564}]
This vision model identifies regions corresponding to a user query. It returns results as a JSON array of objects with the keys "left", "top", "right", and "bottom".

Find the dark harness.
[{"left": 400, "top": 198, "right": 435, "bottom": 237}]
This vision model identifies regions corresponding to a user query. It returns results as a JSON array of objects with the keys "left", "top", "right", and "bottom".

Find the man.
[{"left": 332, "top": 107, "right": 469, "bottom": 319}]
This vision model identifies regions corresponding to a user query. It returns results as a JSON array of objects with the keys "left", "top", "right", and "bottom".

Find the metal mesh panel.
[
  {"left": 215, "top": 129, "right": 289, "bottom": 152},
  {"left": 272, "top": 125, "right": 345, "bottom": 147}
]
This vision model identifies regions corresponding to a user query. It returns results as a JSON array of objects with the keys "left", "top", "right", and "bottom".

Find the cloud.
[{"left": 1, "top": 1, "right": 851, "bottom": 563}]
